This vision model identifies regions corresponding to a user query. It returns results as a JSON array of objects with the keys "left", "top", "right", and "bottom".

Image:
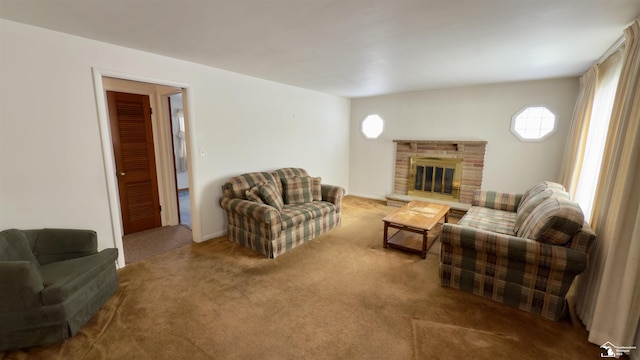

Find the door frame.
[
  {"left": 166, "top": 93, "right": 188, "bottom": 224},
  {"left": 102, "top": 79, "right": 182, "bottom": 228},
  {"left": 92, "top": 68, "right": 200, "bottom": 268}
]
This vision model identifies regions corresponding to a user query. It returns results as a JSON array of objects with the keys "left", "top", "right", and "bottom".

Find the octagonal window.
[
  {"left": 511, "top": 106, "right": 556, "bottom": 142},
  {"left": 361, "top": 114, "right": 384, "bottom": 139}
]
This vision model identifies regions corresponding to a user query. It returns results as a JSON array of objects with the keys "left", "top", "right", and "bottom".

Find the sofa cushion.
[
  {"left": 259, "top": 182, "right": 284, "bottom": 211},
  {"left": 472, "top": 191, "right": 522, "bottom": 211},
  {"left": 514, "top": 189, "right": 553, "bottom": 232},
  {"left": 26, "top": 229, "right": 99, "bottom": 266},
  {"left": 309, "top": 177, "right": 322, "bottom": 201},
  {"left": 517, "top": 198, "right": 584, "bottom": 245},
  {"left": 222, "top": 172, "right": 278, "bottom": 199},
  {"left": 282, "top": 176, "right": 317, "bottom": 205},
  {"left": 279, "top": 202, "right": 336, "bottom": 230},
  {"left": 272, "top": 168, "right": 309, "bottom": 195},
  {"left": 280, "top": 206, "right": 315, "bottom": 230},
  {"left": 245, "top": 185, "right": 265, "bottom": 204},
  {"left": 39, "top": 248, "right": 118, "bottom": 305},
  {"left": 0, "top": 229, "right": 39, "bottom": 268},
  {"left": 458, "top": 207, "right": 516, "bottom": 236},
  {"left": 520, "top": 181, "right": 565, "bottom": 206},
  {"left": 295, "top": 201, "right": 335, "bottom": 218}
]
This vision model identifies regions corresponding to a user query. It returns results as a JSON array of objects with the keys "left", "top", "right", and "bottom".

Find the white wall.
[
  {"left": 349, "top": 78, "right": 579, "bottom": 198},
  {"left": 0, "top": 20, "right": 351, "bottom": 265}
]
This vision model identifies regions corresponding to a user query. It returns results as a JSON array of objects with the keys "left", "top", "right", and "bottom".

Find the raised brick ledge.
[{"left": 385, "top": 193, "right": 469, "bottom": 218}]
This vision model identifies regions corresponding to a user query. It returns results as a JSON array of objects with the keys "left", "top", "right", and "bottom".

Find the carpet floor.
[{"left": 1, "top": 196, "right": 599, "bottom": 359}]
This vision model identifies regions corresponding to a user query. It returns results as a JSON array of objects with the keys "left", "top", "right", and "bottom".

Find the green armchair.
[{"left": 0, "top": 228, "right": 119, "bottom": 351}]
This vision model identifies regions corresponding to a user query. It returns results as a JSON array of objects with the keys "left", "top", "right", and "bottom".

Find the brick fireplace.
[{"left": 386, "top": 140, "right": 487, "bottom": 209}]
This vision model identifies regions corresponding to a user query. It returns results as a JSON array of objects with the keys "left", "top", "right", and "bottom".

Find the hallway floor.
[{"left": 178, "top": 189, "right": 191, "bottom": 227}]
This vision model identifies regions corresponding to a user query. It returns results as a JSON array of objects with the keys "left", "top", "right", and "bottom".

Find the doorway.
[
  {"left": 168, "top": 93, "right": 191, "bottom": 227},
  {"left": 97, "top": 73, "right": 196, "bottom": 266}
]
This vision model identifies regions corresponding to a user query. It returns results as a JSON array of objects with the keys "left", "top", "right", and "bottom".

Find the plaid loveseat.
[
  {"left": 219, "top": 168, "right": 345, "bottom": 258},
  {"left": 439, "top": 181, "right": 596, "bottom": 321}
]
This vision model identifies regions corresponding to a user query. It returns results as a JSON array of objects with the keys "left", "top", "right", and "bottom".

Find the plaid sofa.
[
  {"left": 219, "top": 168, "right": 344, "bottom": 258},
  {"left": 439, "top": 181, "right": 596, "bottom": 321}
]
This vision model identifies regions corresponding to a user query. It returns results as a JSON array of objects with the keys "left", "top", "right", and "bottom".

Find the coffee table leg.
[
  {"left": 421, "top": 230, "right": 427, "bottom": 259},
  {"left": 383, "top": 222, "right": 389, "bottom": 248}
]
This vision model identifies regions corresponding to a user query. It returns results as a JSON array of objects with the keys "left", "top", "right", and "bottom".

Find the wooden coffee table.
[{"left": 383, "top": 201, "right": 450, "bottom": 259}]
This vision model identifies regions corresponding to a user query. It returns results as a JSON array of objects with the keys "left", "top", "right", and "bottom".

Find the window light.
[
  {"left": 511, "top": 106, "right": 556, "bottom": 141},
  {"left": 361, "top": 114, "right": 384, "bottom": 139}
]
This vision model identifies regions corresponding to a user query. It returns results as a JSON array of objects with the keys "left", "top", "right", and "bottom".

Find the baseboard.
[
  {"left": 345, "top": 192, "right": 387, "bottom": 201},
  {"left": 201, "top": 229, "right": 227, "bottom": 242}
]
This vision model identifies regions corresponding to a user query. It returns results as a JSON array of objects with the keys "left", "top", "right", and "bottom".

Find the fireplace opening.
[{"left": 408, "top": 157, "right": 463, "bottom": 201}]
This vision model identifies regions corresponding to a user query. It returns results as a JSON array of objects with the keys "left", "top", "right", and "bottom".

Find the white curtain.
[
  {"left": 572, "top": 52, "right": 622, "bottom": 221},
  {"left": 560, "top": 65, "right": 597, "bottom": 199},
  {"left": 573, "top": 19, "right": 640, "bottom": 351}
]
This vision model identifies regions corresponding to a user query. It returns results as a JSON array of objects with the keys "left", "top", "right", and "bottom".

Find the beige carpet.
[
  {"left": 1, "top": 196, "right": 599, "bottom": 359},
  {"left": 412, "top": 319, "right": 522, "bottom": 360},
  {"left": 122, "top": 225, "right": 193, "bottom": 264}
]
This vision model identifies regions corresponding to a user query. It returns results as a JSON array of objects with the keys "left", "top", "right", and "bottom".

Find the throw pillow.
[
  {"left": 309, "top": 177, "right": 322, "bottom": 201},
  {"left": 517, "top": 198, "right": 584, "bottom": 245},
  {"left": 514, "top": 189, "right": 553, "bottom": 232},
  {"left": 245, "top": 186, "right": 265, "bottom": 204},
  {"left": 258, "top": 182, "right": 284, "bottom": 211},
  {"left": 520, "top": 181, "right": 565, "bottom": 206},
  {"left": 282, "top": 176, "right": 316, "bottom": 204}
]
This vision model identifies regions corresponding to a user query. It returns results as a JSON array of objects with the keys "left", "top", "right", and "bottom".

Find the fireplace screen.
[{"left": 408, "top": 157, "right": 463, "bottom": 201}]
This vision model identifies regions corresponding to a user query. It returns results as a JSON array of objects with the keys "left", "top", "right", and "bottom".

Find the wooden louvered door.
[{"left": 107, "top": 91, "right": 162, "bottom": 235}]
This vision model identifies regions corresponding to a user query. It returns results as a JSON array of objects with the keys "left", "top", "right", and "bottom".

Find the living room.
[{"left": 1, "top": 1, "right": 639, "bottom": 359}]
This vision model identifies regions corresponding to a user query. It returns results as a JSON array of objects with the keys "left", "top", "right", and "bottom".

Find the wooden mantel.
[
  {"left": 393, "top": 140, "right": 488, "bottom": 145},
  {"left": 393, "top": 140, "right": 488, "bottom": 152}
]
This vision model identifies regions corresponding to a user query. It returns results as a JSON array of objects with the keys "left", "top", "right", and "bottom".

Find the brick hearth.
[{"left": 386, "top": 140, "right": 487, "bottom": 210}]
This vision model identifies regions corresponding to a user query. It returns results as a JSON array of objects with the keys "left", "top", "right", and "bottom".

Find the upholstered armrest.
[
  {"left": 472, "top": 190, "right": 522, "bottom": 212},
  {"left": 23, "top": 229, "right": 98, "bottom": 266},
  {"left": 568, "top": 224, "right": 597, "bottom": 253},
  {"left": 321, "top": 184, "right": 345, "bottom": 212},
  {"left": 441, "top": 223, "right": 587, "bottom": 274},
  {"left": 219, "top": 197, "right": 281, "bottom": 224},
  {"left": 0, "top": 261, "right": 44, "bottom": 311}
]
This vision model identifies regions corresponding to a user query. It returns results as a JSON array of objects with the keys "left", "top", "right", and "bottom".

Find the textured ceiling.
[{"left": 1, "top": 0, "right": 639, "bottom": 98}]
